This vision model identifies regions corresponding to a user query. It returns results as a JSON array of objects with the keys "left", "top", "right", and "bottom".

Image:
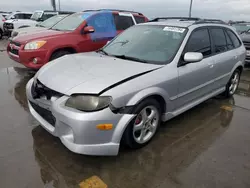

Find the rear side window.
[
  {"left": 226, "top": 29, "right": 241, "bottom": 48},
  {"left": 113, "top": 14, "right": 134, "bottom": 30},
  {"left": 224, "top": 31, "right": 234, "bottom": 50},
  {"left": 210, "top": 28, "right": 227, "bottom": 53},
  {"left": 134, "top": 16, "right": 146, "bottom": 24},
  {"left": 186, "top": 29, "right": 212, "bottom": 57}
]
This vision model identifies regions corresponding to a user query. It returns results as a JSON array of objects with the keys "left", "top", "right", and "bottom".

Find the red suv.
[{"left": 7, "top": 9, "right": 148, "bottom": 69}]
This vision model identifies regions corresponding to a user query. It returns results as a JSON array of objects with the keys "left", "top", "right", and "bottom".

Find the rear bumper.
[{"left": 7, "top": 43, "right": 48, "bottom": 69}]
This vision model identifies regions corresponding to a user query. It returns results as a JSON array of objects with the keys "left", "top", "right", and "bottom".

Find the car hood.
[
  {"left": 240, "top": 33, "right": 250, "bottom": 42},
  {"left": 18, "top": 27, "right": 47, "bottom": 35},
  {"left": 14, "top": 29, "right": 67, "bottom": 43},
  {"left": 36, "top": 52, "right": 163, "bottom": 95}
]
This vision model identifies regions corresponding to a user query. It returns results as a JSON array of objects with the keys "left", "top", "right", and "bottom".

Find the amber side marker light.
[{"left": 96, "top": 124, "right": 113, "bottom": 130}]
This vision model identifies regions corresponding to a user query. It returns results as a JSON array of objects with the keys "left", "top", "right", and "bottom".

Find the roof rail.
[
  {"left": 82, "top": 9, "right": 143, "bottom": 15},
  {"left": 149, "top": 17, "right": 200, "bottom": 22},
  {"left": 194, "top": 19, "right": 226, "bottom": 25},
  {"left": 149, "top": 17, "right": 227, "bottom": 25}
]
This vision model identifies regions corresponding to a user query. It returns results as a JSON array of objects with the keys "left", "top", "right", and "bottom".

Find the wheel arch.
[
  {"left": 125, "top": 87, "right": 171, "bottom": 114},
  {"left": 49, "top": 46, "right": 77, "bottom": 61}
]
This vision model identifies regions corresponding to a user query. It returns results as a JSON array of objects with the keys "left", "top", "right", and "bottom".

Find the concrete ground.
[{"left": 0, "top": 39, "right": 250, "bottom": 188}]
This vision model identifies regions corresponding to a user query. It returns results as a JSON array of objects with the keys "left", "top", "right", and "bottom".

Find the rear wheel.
[
  {"left": 50, "top": 50, "right": 71, "bottom": 61},
  {"left": 122, "top": 99, "right": 161, "bottom": 149},
  {"left": 223, "top": 69, "right": 241, "bottom": 98}
]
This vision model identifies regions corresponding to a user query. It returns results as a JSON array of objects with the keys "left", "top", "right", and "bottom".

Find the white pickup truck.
[{"left": 3, "top": 10, "right": 62, "bottom": 36}]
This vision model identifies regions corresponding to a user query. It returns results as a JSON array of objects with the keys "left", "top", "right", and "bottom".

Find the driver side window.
[{"left": 186, "top": 28, "right": 212, "bottom": 57}]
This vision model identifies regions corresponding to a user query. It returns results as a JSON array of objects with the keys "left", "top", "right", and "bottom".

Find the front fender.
[{"left": 125, "top": 87, "right": 173, "bottom": 111}]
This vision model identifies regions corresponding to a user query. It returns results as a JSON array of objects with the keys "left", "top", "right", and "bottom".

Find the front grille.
[
  {"left": 9, "top": 48, "right": 18, "bottom": 55},
  {"left": 29, "top": 100, "right": 56, "bottom": 126},
  {"left": 243, "top": 41, "right": 250, "bottom": 50},
  {"left": 31, "top": 79, "right": 63, "bottom": 100},
  {"left": 4, "top": 22, "right": 13, "bottom": 29}
]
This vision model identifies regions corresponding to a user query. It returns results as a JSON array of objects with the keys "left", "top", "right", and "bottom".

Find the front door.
[{"left": 177, "top": 28, "right": 216, "bottom": 108}]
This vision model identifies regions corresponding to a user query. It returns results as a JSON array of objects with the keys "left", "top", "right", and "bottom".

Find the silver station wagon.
[{"left": 26, "top": 17, "right": 246, "bottom": 156}]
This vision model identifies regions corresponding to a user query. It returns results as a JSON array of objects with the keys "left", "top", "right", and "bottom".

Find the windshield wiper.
[
  {"left": 112, "top": 55, "right": 149, "bottom": 64},
  {"left": 96, "top": 49, "right": 109, "bottom": 56}
]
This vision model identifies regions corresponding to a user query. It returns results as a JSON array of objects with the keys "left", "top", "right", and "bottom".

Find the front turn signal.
[{"left": 96, "top": 124, "right": 113, "bottom": 130}]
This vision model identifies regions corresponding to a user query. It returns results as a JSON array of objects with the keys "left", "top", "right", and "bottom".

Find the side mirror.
[
  {"left": 82, "top": 26, "right": 95, "bottom": 34},
  {"left": 184, "top": 52, "right": 203, "bottom": 63}
]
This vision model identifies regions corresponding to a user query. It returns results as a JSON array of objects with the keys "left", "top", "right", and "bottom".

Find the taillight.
[{"left": 2, "top": 19, "right": 5, "bottom": 22}]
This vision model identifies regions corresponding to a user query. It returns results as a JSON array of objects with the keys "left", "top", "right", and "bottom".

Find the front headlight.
[
  {"left": 65, "top": 95, "right": 112, "bottom": 112},
  {"left": 24, "top": 41, "right": 46, "bottom": 50}
]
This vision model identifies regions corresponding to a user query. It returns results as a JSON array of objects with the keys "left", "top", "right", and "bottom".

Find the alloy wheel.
[
  {"left": 229, "top": 72, "right": 240, "bottom": 95},
  {"left": 133, "top": 106, "right": 160, "bottom": 144}
]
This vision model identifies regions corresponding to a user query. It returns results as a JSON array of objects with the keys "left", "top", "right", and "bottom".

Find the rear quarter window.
[
  {"left": 134, "top": 16, "right": 146, "bottom": 24},
  {"left": 226, "top": 29, "right": 241, "bottom": 48},
  {"left": 113, "top": 14, "right": 134, "bottom": 30}
]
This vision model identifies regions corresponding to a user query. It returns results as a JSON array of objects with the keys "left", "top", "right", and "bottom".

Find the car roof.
[
  {"left": 13, "top": 11, "right": 33, "bottom": 14},
  {"left": 82, "top": 9, "right": 144, "bottom": 16},
  {"left": 142, "top": 18, "right": 232, "bottom": 30}
]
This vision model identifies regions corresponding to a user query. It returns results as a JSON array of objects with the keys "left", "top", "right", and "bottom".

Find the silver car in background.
[{"left": 26, "top": 17, "right": 246, "bottom": 156}]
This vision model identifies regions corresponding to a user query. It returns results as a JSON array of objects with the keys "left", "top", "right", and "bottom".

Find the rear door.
[
  {"left": 209, "top": 27, "right": 237, "bottom": 88},
  {"left": 113, "top": 13, "right": 135, "bottom": 35},
  {"left": 177, "top": 28, "right": 216, "bottom": 108}
]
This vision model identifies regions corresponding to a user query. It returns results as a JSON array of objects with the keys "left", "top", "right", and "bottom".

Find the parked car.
[
  {"left": 7, "top": 9, "right": 148, "bottom": 69},
  {"left": 26, "top": 17, "right": 245, "bottom": 156},
  {"left": 240, "top": 29, "right": 250, "bottom": 65},
  {"left": 4, "top": 10, "right": 74, "bottom": 36},
  {"left": 230, "top": 22, "right": 250, "bottom": 34},
  {"left": 0, "top": 14, "right": 6, "bottom": 39},
  {"left": 11, "top": 14, "right": 69, "bottom": 38},
  {"left": 3, "top": 12, "right": 33, "bottom": 36}
]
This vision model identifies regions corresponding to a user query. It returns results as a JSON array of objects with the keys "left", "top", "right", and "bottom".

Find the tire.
[
  {"left": 122, "top": 98, "right": 162, "bottom": 149},
  {"left": 0, "top": 29, "right": 3, "bottom": 40},
  {"left": 50, "top": 50, "right": 71, "bottom": 61},
  {"left": 223, "top": 69, "right": 241, "bottom": 98}
]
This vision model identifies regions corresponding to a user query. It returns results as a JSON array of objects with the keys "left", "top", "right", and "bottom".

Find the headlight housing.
[
  {"left": 24, "top": 41, "right": 46, "bottom": 50},
  {"left": 65, "top": 95, "right": 112, "bottom": 112}
]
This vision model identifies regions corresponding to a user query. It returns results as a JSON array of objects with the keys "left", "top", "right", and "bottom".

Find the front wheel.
[
  {"left": 50, "top": 50, "right": 71, "bottom": 61},
  {"left": 223, "top": 69, "right": 241, "bottom": 98},
  {"left": 122, "top": 99, "right": 161, "bottom": 149}
]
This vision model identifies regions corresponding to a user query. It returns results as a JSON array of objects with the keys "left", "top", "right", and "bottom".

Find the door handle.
[{"left": 234, "top": 55, "right": 238, "bottom": 59}]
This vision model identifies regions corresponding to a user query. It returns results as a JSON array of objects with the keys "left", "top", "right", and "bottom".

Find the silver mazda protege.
[{"left": 26, "top": 17, "right": 246, "bottom": 156}]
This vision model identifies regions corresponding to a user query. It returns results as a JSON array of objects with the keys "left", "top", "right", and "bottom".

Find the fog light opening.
[{"left": 33, "top": 58, "right": 38, "bottom": 64}]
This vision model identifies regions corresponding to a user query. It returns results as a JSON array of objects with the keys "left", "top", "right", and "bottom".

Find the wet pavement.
[{"left": 0, "top": 41, "right": 250, "bottom": 188}]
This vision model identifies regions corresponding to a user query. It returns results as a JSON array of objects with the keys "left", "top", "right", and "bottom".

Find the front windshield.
[
  {"left": 102, "top": 25, "right": 187, "bottom": 64},
  {"left": 38, "top": 15, "right": 67, "bottom": 28},
  {"left": 31, "top": 11, "right": 43, "bottom": 21},
  {"left": 51, "top": 12, "right": 92, "bottom": 31}
]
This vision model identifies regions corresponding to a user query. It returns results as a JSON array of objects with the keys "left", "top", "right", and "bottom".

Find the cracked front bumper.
[{"left": 26, "top": 78, "right": 135, "bottom": 156}]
